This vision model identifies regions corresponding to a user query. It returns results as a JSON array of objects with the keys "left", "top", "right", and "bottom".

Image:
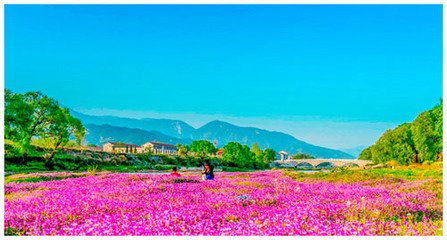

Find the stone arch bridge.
[{"left": 272, "top": 159, "right": 373, "bottom": 168}]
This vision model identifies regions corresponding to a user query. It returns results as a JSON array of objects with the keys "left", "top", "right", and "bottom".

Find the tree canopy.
[
  {"left": 359, "top": 100, "right": 442, "bottom": 165},
  {"left": 5, "top": 89, "right": 85, "bottom": 161},
  {"left": 190, "top": 140, "right": 217, "bottom": 158},
  {"left": 220, "top": 142, "right": 276, "bottom": 169},
  {"left": 175, "top": 143, "right": 189, "bottom": 158},
  {"left": 291, "top": 153, "right": 315, "bottom": 159},
  {"left": 221, "top": 142, "right": 254, "bottom": 168}
]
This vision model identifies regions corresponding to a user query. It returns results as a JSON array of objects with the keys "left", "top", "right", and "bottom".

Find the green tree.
[
  {"left": 411, "top": 100, "right": 443, "bottom": 163},
  {"left": 291, "top": 153, "right": 315, "bottom": 159},
  {"left": 369, "top": 123, "right": 416, "bottom": 165},
  {"left": 5, "top": 90, "right": 60, "bottom": 161},
  {"left": 251, "top": 143, "right": 262, "bottom": 156},
  {"left": 263, "top": 148, "right": 277, "bottom": 162},
  {"left": 5, "top": 90, "right": 33, "bottom": 156},
  {"left": 41, "top": 107, "right": 85, "bottom": 162},
  {"left": 358, "top": 146, "right": 373, "bottom": 160},
  {"left": 359, "top": 101, "right": 442, "bottom": 166},
  {"left": 175, "top": 143, "right": 189, "bottom": 158},
  {"left": 222, "top": 142, "right": 254, "bottom": 168},
  {"left": 251, "top": 143, "right": 265, "bottom": 168},
  {"left": 190, "top": 140, "right": 217, "bottom": 159}
]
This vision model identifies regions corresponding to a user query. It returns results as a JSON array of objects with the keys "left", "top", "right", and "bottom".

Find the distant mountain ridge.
[
  {"left": 71, "top": 111, "right": 195, "bottom": 139},
  {"left": 195, "top": 120, "right": 354, "bottom": 159},
  {"left": 73, "top": 111, "right": 354, "bottom": 159},
  {"left": 84, "top": 124, "right": 190, "bottom": 146}
]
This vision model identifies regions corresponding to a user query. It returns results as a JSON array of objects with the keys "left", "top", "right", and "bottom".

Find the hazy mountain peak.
[
  {"left": 74, "top": 111, "right": 354, "bottom": 159},
  {"left": 201, "top": 120, "right": 235, "bottom": 128}
]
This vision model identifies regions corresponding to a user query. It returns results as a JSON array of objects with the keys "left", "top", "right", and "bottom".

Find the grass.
[
  {"left": 283, "top": 163, "right": 443, "bottom": 183},
  {"left": 4, "top": 172, "right": 94, "bottom": 184},
  {"left": 5, "top": 162, "right": 48, "bottom": 174}
]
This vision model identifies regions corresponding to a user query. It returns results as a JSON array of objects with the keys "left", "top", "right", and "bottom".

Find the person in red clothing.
[{"left": 170, "top": 166, "right": 181, "bottom": 177}]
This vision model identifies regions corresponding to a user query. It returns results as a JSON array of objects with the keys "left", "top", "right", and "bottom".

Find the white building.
[
  {"left": 142, "top": 142, "right": 177, "bottom": 155},
  {"left": 103, "top": 142, "right": 143, "bottom": 154}
]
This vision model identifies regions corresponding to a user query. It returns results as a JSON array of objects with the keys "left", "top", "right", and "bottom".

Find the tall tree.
[
  {"left": 359, "top": 101, "right": 442, "bottom": 165},
  {"left": 41, "top": 107, "right": 85, "bottom": 162},
  {"left": 251, "top": 143, "right": 262, "bottom": 157},
  {"left": 263, "top": 148, "right": 277, "bottom": 162},
  {"left": 190, "top": 140, "right": 217, "bottom": 158},
  {"left": 175, "top": 143, "right": 189, "bottom": 158},
  {"left": 5, "top": 90, "right": 33, "bottom": 154},
  {"left": 4, "top": 90, "right": 59, "bottom": 161},
  {"left": 358, "top": 146, "right": 373, "bottom": 160},
  {"left": 251, "top": 143, "right": 264, "bottom": 168},
  {"left": 411, "top": 100, "right": 443, "bottom": 163},
  {"left": 369, "top": 124, "right": 416, "bottom": 165},
  {"left": 222, "top": 142, "right": 254, "bottom": 168}
]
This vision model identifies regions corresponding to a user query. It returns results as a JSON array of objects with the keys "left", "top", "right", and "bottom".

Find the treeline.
[
  {"left": 177, "top": 140, "right": 276, "bottom": 169},
  {"left": 5, "top": 89, "right": 85, "bottom": 163},
  {"left": 359, "top": 100, "right": 442, "bottom": 165}
]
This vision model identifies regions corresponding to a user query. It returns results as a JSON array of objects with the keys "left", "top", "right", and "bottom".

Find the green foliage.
[
  {"left": 190, "top": 140, "right": 217, "bottom": 158},
  {"left": 285, "top": 164, "right": 442, "bottom": 183},
  {"left": 250, "top": 143, "right": 276, "bottom": 169},
  {"left": 263, "top": 148, "right": 276, "bottom": 162},
  {"left": 222, "top": 166, "right": 251, "bottom": 172},
  {"left": 175, "top": 143, "right": 189, "bottom": 158},
  {"left": 42, "top": 107, "right": 86, "bottom": 161},
  {"left": 5, "top": 161, "right": 47, "bottom": 173},
  {"left": 251, "top": 143, "right": 264, "bottom": 168},
  {"left": 359, "top": 101, "right": 443, "bottom": 165},
  {"left": 5, "top": 90, "right": 58, "bottom": 159},
  {"left": 222, "top": 142, "right": 255, "bottom": 168},
  {"left": 4, "top": 89, "right": 85, "bottom": 162},
  {"left": 291, "top": 153, "right": 315, "bottom": 159},
  {"left": 251, "top": 143, "right": 262, "bottom": 156},
  {"left": 370, "top": 124, "right": 416, "bottom": 165},
  {"left": 358, "top": 146, "right": 373, "bottom": 160},
  {"left": 411, "top": 101, "right": 443, "bottom": 163}
]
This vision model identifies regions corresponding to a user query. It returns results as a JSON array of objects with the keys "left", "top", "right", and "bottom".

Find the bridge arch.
[
  {"left": 295, "top": 162, "right": 314, "bottom": 169},
  {"left": 342, "top": 162, "right": 359, "bottom": 168},
  {"left": 315, "top": 162, "right": 335, "bottom": 169},
  {"left": 272, "top": 159, "right": 373, "bottom": 169}
]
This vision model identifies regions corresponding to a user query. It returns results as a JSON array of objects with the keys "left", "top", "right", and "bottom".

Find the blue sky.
[{"left": 5, "top": 5, "right": 442, "bottom": 150}]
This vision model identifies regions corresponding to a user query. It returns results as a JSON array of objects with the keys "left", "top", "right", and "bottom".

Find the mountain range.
[
  {"left": 84, "top": 124, "right": 189, "bottom": 146},
  {"left": 72, "top": 111, "right": 354, "bottom": 159}
]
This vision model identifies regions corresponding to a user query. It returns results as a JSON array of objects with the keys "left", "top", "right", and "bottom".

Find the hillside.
[
  {"left": 194, "top": 120, "right": 354, "bottom": 159},
  {"left": 359, "top": 101, "right": 442, "bottom": 165},
  {"left": 72, "top": 111, "right": 196, "bottom": 139},
  {"left": 84, "top": 124, "right": 190, "bottom": 146}
]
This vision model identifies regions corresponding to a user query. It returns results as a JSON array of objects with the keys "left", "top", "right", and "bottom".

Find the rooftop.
[{"left": 106, "top": 142, "right": 140, "bottom": 148}]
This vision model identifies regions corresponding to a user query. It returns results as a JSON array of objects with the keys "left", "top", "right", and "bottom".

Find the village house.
[
  {"left": 142, "top": 142, "right": 176, "bottom": 155},
  {"left": 103, "top": 142, "right": 144, "bottom": 154}
]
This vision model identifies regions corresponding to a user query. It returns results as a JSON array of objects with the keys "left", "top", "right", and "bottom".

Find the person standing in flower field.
[
  {"left": 170, "top": 167, "right": 181, "bottom": 177},
  {"left": 201, "top": 160, "right": 214, "bottom": 180}
]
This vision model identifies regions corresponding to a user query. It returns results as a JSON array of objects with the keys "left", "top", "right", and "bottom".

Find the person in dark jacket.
[{"left": 201, "top": 160, "right": 214, "bottom": 180}]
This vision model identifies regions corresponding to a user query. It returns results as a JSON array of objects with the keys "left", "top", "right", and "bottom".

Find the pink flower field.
[{"left": 4, "top": 170, "right": 443, "bottom": 236}]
